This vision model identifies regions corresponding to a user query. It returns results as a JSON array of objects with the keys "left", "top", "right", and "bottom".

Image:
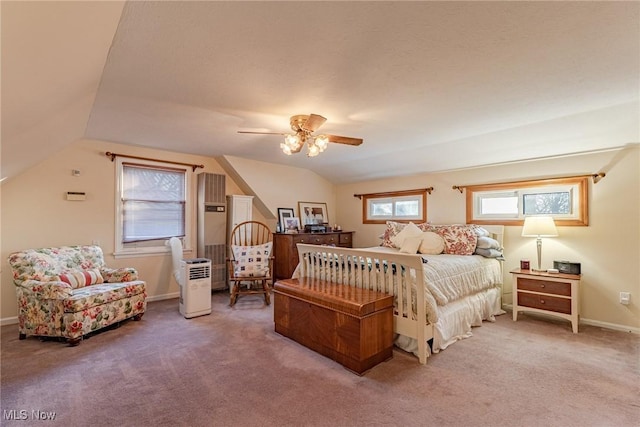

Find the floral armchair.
[{"left": 8, "top": 245, "right": 147, "bottom": 346}]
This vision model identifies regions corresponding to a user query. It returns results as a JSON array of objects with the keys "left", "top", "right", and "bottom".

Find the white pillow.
[
  {"left": 476, "top": 236, "right": 501, "bottom": 249},
  {"left": 474, "top": 226, "right": 491, "bottom": 237},
  {"left": 418, "top": 232, "right": 445, "bottom": 255},
  {"left": 399, "top": 236, "right": 422, "bottom": 254},
  {"left": 390, "top": 222, "right": 423, "bottom": 248}
]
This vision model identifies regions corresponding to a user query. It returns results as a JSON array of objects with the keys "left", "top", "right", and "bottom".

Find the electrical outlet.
[{"left": 619, "top": 292, "right": 630, "bottom": 305}]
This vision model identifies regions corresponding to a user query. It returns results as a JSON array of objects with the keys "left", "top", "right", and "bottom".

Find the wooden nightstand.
[{"left": 511, "top": 269, "right": 581, "bottom": 333}]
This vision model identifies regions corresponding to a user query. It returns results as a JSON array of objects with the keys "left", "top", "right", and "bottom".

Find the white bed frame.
[{"left": 295, "top": 225, "right": 504, "bottom": 365}]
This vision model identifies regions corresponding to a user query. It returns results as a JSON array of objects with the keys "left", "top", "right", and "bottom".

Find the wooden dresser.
[
  {"left": 511, "top": 268, "right": 581, "bottom": 333},
  {"left": 273, "top": 231, "right": 353, "bottom": 280}
]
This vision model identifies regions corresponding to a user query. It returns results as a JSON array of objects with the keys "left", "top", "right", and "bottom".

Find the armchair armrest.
[
  {"left": 19, "top": 280, "right": 73, "bottom": 299},
  {"left": 100, "top": 267, "right": 139, "bottom": 283}
]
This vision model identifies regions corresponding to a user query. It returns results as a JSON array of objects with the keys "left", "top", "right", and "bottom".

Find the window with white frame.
[
  {"left": 363, "top": 190, "right": 426, "bottom": 224},
  {"left": 115, "top": 159, "right": 191, "bottom": 256},
  {"left": 466, "top": 177, "right": 588, "bottom": 226}
]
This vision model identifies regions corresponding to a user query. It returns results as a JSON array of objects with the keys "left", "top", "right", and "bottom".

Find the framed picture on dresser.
[
  {"left": 298, "top": 202, "right": 328, "bottom": 225},
  {"left": 278, "top": 208, "right": 295, "bottom": 228}
]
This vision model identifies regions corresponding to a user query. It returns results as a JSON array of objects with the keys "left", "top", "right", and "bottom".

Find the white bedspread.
[
  {"left": 364, "top": 247, "right": 502, "bottom": 319},
  {"left": 361, "top": 247, "right": 504, "bottom": 354}
]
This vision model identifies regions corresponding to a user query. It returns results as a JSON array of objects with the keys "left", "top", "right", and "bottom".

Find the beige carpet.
[{"left": 1, "top": 292, "right": 638, "bottom": 427}]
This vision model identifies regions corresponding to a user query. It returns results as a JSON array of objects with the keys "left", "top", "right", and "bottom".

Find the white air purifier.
[{"left": 178, "top": 258, "right": 212, "bottom": 318}]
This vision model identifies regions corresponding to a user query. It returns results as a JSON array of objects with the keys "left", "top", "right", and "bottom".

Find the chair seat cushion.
[
  {"left": 232, "top": 242, "right": 272, "bottom": 277},
  {"left": 63, "top": 281, "right": 146, "bottom": 313}
]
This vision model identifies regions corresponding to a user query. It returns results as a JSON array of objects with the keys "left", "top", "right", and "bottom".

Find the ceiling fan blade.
[
  {"left": 326, "top": 134, "right": 363, "bottom": 146},
  {"left": 237, "top": 131, "right": 287, "bottom": 135},
  {"left": 302, "top": 114, "right": 327, "bottom": 132}
]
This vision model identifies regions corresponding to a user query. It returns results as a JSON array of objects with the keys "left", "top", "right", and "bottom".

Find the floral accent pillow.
[
  {"left": 426, "top": 225, "right": 478, "bottom": 255},
  {"left": 232, "top": 242, "right": 272, "bottom": 277},
  {"left": 59, "top": 268, "right": 104, "bottom": 289},
  {"left": 381, "top": 221, "right": 432, "bottom": 248},
  {"left": 381, "top": 221, "right": 407, "bottom": 248}
]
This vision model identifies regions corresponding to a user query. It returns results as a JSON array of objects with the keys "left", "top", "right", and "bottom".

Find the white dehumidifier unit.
[
  {"left": 178, "top": 258, "right": 212, "bottom": 318},
  {"left": 169, "top": 237, "right": 212, "bottom": 319}
]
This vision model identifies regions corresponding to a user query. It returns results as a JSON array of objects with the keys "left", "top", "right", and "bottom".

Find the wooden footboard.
[{"left": 295, "top": 244, "right": 431, "bottom": 364}]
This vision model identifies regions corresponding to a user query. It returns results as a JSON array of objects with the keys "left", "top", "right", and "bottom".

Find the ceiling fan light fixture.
[
  {"left": 314, "top": 135, "right": 329, "bottom": 152},
  {"left": 280, "top": 141, "right": 293, "bottom": 155},
  {"left": 282, "top": 133, "right": 303, "bottom": 155},
  {"left": 307, "top": 142, "right": 320, "bottom": 157},
  {"left": 239, "top": 113, "right": 363, "bottom": 157}
]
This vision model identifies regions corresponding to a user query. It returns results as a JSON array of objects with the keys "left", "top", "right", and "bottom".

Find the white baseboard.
[
  {"left": 1, "top": 316, "right": 18, "bottom": 326},
  {"left": 0, "top": 293, "right": 181, "bottom": 326},
  {"left": 503, "top": 303, "right": 639, "bottom": 334},
  {"left": 147, "top": 292, "right": 179, "bottom": 302}
]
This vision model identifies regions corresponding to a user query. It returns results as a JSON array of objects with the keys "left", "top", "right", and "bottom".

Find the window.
[
  {"left": 466, "top": 177, "right": 588, "bottom": 226},
  {"left": 115, "top": 158, "right": 192, "bottom": 256},
  {"left": 363, "top": 189, "right": 427, "bottom": 224}
]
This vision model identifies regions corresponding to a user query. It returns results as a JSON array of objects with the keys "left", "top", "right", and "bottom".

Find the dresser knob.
[
  {"left": 541, "top": 284, "right": 545, "bottom": 288},
  {"left": 540, "top": 299, "right": 545, "bottom": 304}
]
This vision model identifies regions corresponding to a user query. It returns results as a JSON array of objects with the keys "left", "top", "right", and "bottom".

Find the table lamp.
[{"left": 522, "top": 216, "right": 558, "bottom": 271}]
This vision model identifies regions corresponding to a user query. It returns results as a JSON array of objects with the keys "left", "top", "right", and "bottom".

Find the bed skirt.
[{"left": 395, "top": 286, "right": 504, "bottom": 356}]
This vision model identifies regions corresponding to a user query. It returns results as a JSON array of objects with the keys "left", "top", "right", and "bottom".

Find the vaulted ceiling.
[{"left": 2, "top": 1, "right": 639, "bottom": 184}]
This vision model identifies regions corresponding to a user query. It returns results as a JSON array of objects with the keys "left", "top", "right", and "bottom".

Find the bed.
[{"left": 293, "top": 224, "right": 504, "bottom": 364}]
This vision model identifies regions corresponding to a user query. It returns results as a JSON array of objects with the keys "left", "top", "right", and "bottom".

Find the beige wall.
[
  {"left": 0, "top": 139, "right": 249, "bottom": 320},
  {"left": 335, "top": 147, "right": 640, "bottom": 331},
  {"left": 0, "top": 139, "right": 335, "bottom": 322},
  {"left": 3, "top": 140, "right": 638, "bottom": 332},
  {"left": 222, "top": 155, "right": 336, "bottom": 230}
]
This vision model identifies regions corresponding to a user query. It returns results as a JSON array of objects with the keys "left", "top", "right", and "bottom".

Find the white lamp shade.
[{"left": 522, "top": 216, "right": 558, "bottom": 237}]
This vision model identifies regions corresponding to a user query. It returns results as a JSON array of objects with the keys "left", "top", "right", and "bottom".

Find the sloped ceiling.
[{"left": 2, "top": 1, "right": 639, "bottom": 184}]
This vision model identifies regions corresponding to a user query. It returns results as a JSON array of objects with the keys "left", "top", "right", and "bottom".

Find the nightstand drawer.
[
  {"left": 517, "top": 292, "right": 571, "bottom": 314},
  {"left": 517, "top": 278, "right": 571, "bottom": 296}
]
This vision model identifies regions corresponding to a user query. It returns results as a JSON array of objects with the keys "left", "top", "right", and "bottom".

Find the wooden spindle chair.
[{"left": 227, "top": 221, "right": 273, "bottom": 306}]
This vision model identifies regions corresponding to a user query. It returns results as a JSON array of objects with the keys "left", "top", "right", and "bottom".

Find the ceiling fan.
[{"left": 238, "top": 114, "right": 363, "bottom": 157}]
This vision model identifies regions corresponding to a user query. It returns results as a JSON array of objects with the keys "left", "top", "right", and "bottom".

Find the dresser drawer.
[
  {"left": 274, "top": 232, "right": 353, "bottom": 281},
  {"left": 517, "top": 292, "right": 571, "bottom": 314},
  {"left": 517, "top": 278, "right": 571, "bottom": 296},
  {"left": 339, "top": 233, "right": 352, "bottom": 245}
]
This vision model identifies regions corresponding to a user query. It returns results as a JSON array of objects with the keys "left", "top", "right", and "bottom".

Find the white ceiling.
[{"left": 3, "top": 1, "right": 639, "bottom": 184}]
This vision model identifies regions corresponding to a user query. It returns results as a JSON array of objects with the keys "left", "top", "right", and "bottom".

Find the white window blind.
[{"left": 122, "top": 163, "right": 186, "bottom": 243}]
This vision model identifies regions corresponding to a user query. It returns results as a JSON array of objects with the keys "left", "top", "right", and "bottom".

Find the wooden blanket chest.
[{"left": 273, "top": 278, "right": 394, "bottom": 375}]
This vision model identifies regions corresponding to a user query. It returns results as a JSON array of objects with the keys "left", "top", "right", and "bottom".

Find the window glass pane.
[
  {"left": 395, "top": 200, "right": 419, "bottom": 216},
  {"left": 523, "top": 192, "right": 570, "bottom": 215},
  {"left": 481, "top": 196, "right": 518, "bottom": 214},
  {"left": 363, "top": 191, "right": 426, "bottom": 223},
  {"left": 466, "top": 177, "right": 586, "bottom": 226},
  {"left": 371, "top": 201, "right": 392, "bottom": 216}
]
